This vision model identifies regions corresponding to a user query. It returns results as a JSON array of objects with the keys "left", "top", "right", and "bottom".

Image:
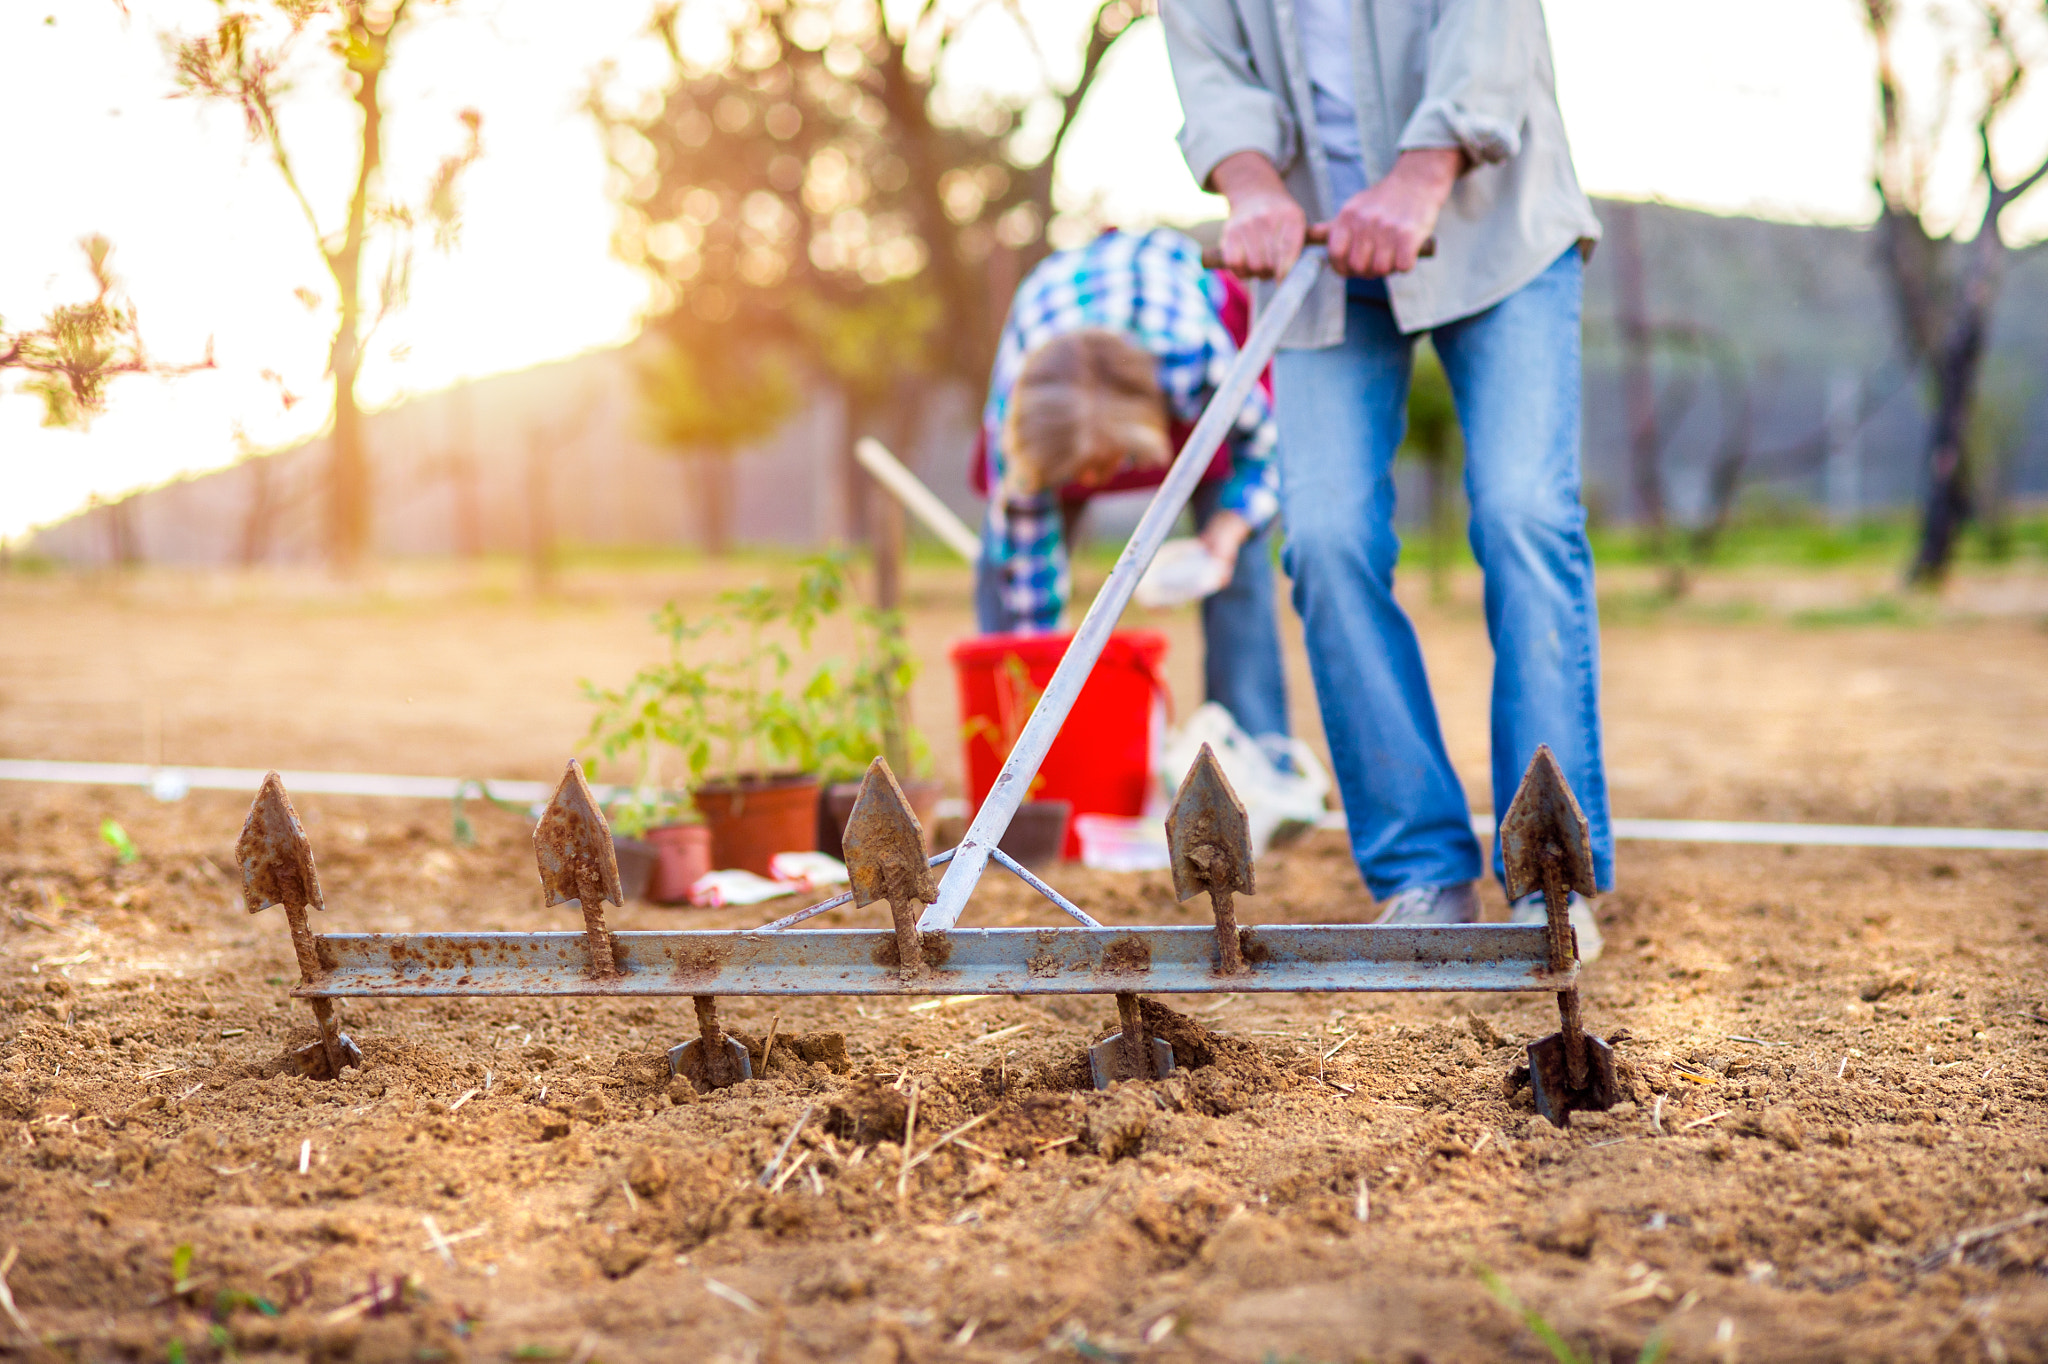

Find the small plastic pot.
[
  {"left": 694, "top": 772, "right": 820, "bottom": 876},
  {"left": 612, "top": 836, "right": 657, "bottom": 902},
  {"left": 643, "top": 823, "right": 713, "bottom": 904},
  {"left": 998, "top": 799, "right": 1072, "bottom": 874}
]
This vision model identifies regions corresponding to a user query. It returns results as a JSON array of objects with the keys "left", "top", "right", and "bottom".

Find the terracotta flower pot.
[
  {"left": 694, "top": 772, "right": 820, "bottom": 876},
  {"left": 643, "top": 823, "right": 713, "bottom": 904},
  {"left": 816, "top": 777, "right": 944, "bottom": 861}
]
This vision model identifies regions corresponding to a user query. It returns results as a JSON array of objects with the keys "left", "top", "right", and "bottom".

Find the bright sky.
[{"left": 2, "top": 0, "right": 2043, "bottom": 543}]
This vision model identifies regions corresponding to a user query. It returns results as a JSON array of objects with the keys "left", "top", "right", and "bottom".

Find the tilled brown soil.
[
  {"left": 3, "top": 566, "right": 2048, "bottom": 1362},
  {"left": 3, "top": 786, "right": 2046, "bottom": 1364}
]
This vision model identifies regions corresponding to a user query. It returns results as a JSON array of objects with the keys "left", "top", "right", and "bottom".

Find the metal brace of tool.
[{"left": 241, "top": 245, "right": 1614, "bottom": 1122}]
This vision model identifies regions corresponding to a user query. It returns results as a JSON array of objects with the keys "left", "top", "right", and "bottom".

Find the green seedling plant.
[
  {"left": 584, "top": 554, "right": 928, "bottom": 800},
  {"left": 449, "top": 778, "right": 542, "bottom": 847},
  {"left": 1477, "top": 1266, "right": 1668, "bottom": 1364},
  {"left": 601, "top": 791, "right": 693, "bottom": 840},
  {"left": 100, "top": 818, "right": 139, "bottom": 865},
  {"left": 958, "top": 652, "right": 1048, "bottom": 798},
  {"left": 169, "top": 1243, "right": 197, "bottom": 1297}
]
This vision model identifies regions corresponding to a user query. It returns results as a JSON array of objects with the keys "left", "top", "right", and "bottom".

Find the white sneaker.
[
  {"left": 1375, "top": 881, "right": 1481, "bottom": 925},
  {"left": 1508, "top": 891, "right": 1604, "bottom": 963}
]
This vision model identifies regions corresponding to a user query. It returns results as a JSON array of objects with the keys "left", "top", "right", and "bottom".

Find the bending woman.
[{"left": 972, "top": 226, "right": 1290, "bottom": 745}]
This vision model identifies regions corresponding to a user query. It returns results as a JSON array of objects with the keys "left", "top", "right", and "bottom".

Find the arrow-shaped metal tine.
[
  {"left": 533, "top": 761, "right": 624, "bottom": 980},
  {"left": 920, "top": 246, "right": 1330, "bottom": 933},
  {"left": 1500, "top": 744, "right": 1599, "bottom": 1090},
  {"left": 843, "top": 758, "right": 939, "bottom": 977},
  {"left": 237, "top": 771, "right": 350, "bottom": 1078},
  {"left": 1166, "top": 743, "right": 1255, "bottom": 974}
]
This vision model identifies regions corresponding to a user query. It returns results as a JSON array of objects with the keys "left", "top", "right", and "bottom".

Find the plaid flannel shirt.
[{"left": 982, "top": 228, "right": 1279, "bottom": 631}]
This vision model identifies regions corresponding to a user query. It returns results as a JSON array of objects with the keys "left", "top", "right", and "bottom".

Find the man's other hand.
[
  {"left": 1324, "top": 148, "right": 1463, "bottom": 278},
  {"left": 1211, "top": 151, "right": 1306, "bottom": 279}
]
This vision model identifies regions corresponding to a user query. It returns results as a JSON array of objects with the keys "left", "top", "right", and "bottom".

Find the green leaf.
[
  {"left": 170, "top": 1242, "right": 194, "bottom": 1286},
  {"left": 101, "top": 818, "right": 139, "bottom": 864},
  {"left": 1476, "top": 1265, "right": 1585, "bottom": 1364}
]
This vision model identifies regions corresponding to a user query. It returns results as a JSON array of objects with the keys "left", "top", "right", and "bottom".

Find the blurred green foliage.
[
  {"left": 584, "top": 554, "right": 929, "bottom": 810},
  {"left": 1397, "top": 342, "right": 1464, "bottom": 601}
]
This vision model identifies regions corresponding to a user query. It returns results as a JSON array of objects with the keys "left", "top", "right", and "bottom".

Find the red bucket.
[{"left": 950, "top": 631, "right": 1169, "bottom": 860}]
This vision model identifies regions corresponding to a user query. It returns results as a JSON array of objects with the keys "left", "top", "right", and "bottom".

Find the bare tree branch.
[
  {"left": 1996, "top": 144, "right": 2048, "bottom": 208},
  {"left": 1, "top": 236, "right": 215, "bottom": 428}
]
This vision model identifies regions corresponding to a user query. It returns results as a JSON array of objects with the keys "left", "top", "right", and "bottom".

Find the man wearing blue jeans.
[{"left": 1164, "top": 0, "right": 1611, "bottom": 953}]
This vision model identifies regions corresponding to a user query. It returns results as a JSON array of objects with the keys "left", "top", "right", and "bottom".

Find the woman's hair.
[{"left": 1003, "top": 329, "right": 1170, "bottom": 494}]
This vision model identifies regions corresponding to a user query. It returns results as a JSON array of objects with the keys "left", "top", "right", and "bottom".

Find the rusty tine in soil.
[
  {"left": 533, "top": 762, "right": 625, "bottom": 981},
  {"left": 843, "top": 758, "right": 938, "bottom": 979},
  {"left": 1500, "top": 746, "right": 1616, "bottom": 1126},
  {"left": 669, "top": 995, "right": 751, "bottom": 1091},
  {"left": 1166, "top": 743, "right": 1256, "bottom": 976},
  {"left": 1117, "top": 992, "right": 1151, "bottom": 1073},
  {"left": 238, "top": 773, "right": 360, "bottom": 1079},
  {"left": 1089, "top": 992, "right": 1175, "bottom": 1089}
]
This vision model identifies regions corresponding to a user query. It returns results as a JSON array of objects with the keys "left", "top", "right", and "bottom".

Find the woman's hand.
[
  {"left": 1211, "top": 151, "right": 1306, "bottom": 280},
  {"left": 1323, "top": 148, "right": 1462, "bottom": 278},
  {"left": 1197, "top": 509, "right": 1252, "bottom": 589}
]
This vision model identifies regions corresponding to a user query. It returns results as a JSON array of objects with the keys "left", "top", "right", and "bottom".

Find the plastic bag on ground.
[
  {"left": 691, "top": 852, "right": 850, "bottom": 907},
  {"left": 768, "top": 851, "right": 850, "bottom": 891},
  {"left": 1074, "top": 813, "right": 1171, "bottom": 872},
  {"left": 1159, "top": 702, "right": 1332, "bottom": 858},
  {"left": 688, "top": 870, "right": 795, "bottom": 908}
]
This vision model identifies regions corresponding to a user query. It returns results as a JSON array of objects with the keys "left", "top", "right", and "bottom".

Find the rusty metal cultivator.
[
  {"left": 241, "top": 749, "right": 1611, "bottom": 1122},
  {"left": 239, "top": 245, "right": 1615, "bottom": 1124}
]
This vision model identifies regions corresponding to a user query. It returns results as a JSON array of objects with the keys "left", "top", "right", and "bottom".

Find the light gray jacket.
[{"left": 1162, "top": 0, "right": 1602, "bottom": 341}]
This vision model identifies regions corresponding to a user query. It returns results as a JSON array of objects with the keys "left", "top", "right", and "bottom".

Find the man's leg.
[
  {"left": 1272, "top": 295, "right": 1483, "bottom": 901},
  {"left": 1432, "top": 249, "right": 1615, "bottom": 892},
  {"left": 1190, "top": 481, "right": 1290, "bottom": 741}
]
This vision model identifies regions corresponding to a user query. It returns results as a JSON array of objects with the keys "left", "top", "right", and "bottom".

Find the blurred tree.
[
  {"left": 170, "top": 0, "right": 481, "bottom": 575},
  {"left": 1, "top": 235, "right": 212, "bottom": 429},
  {"left": 1863, "top": 0, "right": 2048, "bottom": 584},
  {"left": 1398, "top": 342, "right": 1462, "bottom": 603},
  {"left": 1596, "top": 202, "right": 1908, "bottom": 594},
  {"left": 1966, "top": 359, "right": 2034, "bottom": 558},
  {"left": 591, "top": 0, "right": 1152, "bottom": 557}
]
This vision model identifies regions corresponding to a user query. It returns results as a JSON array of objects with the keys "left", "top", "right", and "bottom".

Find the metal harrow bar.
[
  {"left": 238, "top": 246, "right": 1616, "bottom": 1121},
  {"left": 240, "top": 745, "right": 1606, "bottom": 1115}
]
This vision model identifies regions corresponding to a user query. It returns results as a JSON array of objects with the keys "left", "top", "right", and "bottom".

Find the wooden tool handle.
[{"left": 1200, "top": 223, "right": 1437, "bottom": 274}]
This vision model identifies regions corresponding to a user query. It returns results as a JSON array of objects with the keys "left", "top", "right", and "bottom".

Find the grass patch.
[
  {"left": 1076, "top": 508, "right": 2048, "bottom": 577},
  {"left": 1788, "top": 596, "right": 1932, "bottom": 629},
  {"left": 1597, "top": 590, "right": 1766, "bottom": 627},
  {"left": 1477, "top": 1266, "right": 1668, "bottom": 1364}
]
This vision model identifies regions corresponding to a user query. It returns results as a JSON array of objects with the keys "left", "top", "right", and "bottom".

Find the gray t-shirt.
[{"left": 1295, "top": 0, "right": 1367, "bottom": 206}]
